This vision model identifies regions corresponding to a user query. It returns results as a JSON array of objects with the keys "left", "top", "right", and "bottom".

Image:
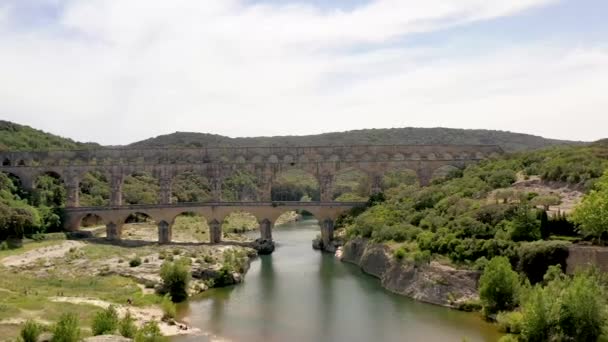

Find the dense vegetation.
[
  {"left": 0, "top": 121, "right": 97, "bottom": 151},
  {"left": 341, "top": 143, "right": 608, "bottom": 277},
  {"left": 130, "top": 127, "right": 581, "bottom": 152},
  {"left": 0, "top": 172, "right": 65, "bottom": 242}
]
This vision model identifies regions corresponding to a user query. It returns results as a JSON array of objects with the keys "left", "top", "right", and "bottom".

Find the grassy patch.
[{"left": 0, "top": 239, "right": 66, "bottom": 260}]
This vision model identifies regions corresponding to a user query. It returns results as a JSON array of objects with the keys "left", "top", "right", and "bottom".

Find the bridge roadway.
[{"left": 65, "top": 201, "right": 366, "bottom": 246}]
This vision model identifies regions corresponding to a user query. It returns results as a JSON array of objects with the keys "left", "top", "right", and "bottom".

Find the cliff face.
[{"left": 342, "top": 238, "right": 480, "bottom": 309}]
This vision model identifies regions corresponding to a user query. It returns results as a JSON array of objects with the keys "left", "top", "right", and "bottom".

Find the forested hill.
[
  {"left": 0, "top": 120, "right": 583, "bottom": 152},
  {"left": 0, "top": 121, "right": 99, "bottom": 151},
  {"left": 129, "top": 127, "right": 582, "bottom": 152}
]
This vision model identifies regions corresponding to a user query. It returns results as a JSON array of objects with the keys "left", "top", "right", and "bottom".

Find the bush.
[
  {"left": 51, "top": 313, "right": 81, "bottom": 342},
  {"left": 203, "top": 255, "right": 214, "bottom": 263},
  {"left": 20, "top": 319, "right": 42, "bottom": 342},
  {"left": 496, "top": 311, "right": 523, "bottom": 334},
  {"left": 130, "top": 257, "right": 142, "bottom": 267},
  {"left": 520, "top": 268, "right": 607, "bottom": 341},
  {"left": 394, "top": 247, "right": 406, "bottom": 261},
  {"left": 509, "top": 205, "right": 541, "bottom": 242},
  {"left": 479, "top": 257, "right": 520, "bottom": 317},
  {"left": 517, "top": 240, "right": 569, "bottom": 284},
  {"left": 161, "top": 294, "right": 177, "bottom": 320},
  {"left": 119, "top": 312, "right": 138, "bottom": 338},
  {"left": 92, "top": 305, "right": 119, "bottom": 335},
  {"left": 135, "top": 321, "right": 167, "bottom": 342},
  {"left": 160, "top": 259, "right": 191, "bottom": 302},
  {"left": 488, "top": 169, "right": 517, "bottom": 189}
]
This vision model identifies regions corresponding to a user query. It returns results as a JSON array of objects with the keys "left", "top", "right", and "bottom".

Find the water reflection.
[
  {"left": 258, "top": 255, "right": 276, "bottom": 340},
  {"left": 173, "top": 221, "right": 500, "bottom": 342}
]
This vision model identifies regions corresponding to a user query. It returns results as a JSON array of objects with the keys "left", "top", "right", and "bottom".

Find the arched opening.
[
  {"left": 271, "top": 169, "right": 319, "bottom": 201},
  {"left": 78, "top": 213, "right": 105, "bottom": 237},
  {"left": 122, "top": 212, "right": 157, "bottom": 241},
  {"left": 381, "top": 169, "right": 419, "bottom": 191},
  {"left": 275, "top": 209, "right": 316, "bottom": 227},
  {"left": 172, "top": 212, "right": 209, "bottom": 242},
  {"left": 2, "top": 158, "right": 10, "bottom": 166},
  {"left": 333, "top": 168, "right": 370, "bottom": 202},
  {"left": 221, "top": 170, "right": 260, "bottom": 202},
  {"left": 222, "top": 211, "right": 259, "bottom": 236},
  {"left": 123, "top": 172, "right": 160, "bottom": 205},
  {"left": 17, "top": 160, "right": 26, "bottom": 166},
  {"left": 172, "top": 171, "right": 212, "bottom": 203},
  {"left": 432, "top": 165, "right": 462, "bottom": 182},
  {"left": 79, "top": 171, "right": 110, "bottom": 206},
  {"left": 33, "top": 171, "right": 66, "bottom": 207}
]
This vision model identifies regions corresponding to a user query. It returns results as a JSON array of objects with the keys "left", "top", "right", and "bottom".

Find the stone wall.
[{"left": 566, "top": 245, "right": 608, "bottom": 274}]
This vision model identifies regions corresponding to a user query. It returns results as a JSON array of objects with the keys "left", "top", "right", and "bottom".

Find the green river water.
[{"left": 174, "top": 219, "right": 501, "bottom": 342}]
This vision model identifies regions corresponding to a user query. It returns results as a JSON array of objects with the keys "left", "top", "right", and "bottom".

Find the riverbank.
[
  {"left": 339, "top": 238, "right": 481, "bottom": 310},
  {"left": 0, "top": 226, "right": 258, "bottom": 340}
]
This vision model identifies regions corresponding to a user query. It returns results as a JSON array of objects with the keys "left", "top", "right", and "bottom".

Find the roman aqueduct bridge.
[{"left": 0, "top": 144, "right": 503, "bottom": 245}]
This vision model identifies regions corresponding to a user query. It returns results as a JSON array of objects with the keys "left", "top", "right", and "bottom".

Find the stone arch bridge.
[{"left": 0, "top": 144, "right": 502, "bottom": 245}]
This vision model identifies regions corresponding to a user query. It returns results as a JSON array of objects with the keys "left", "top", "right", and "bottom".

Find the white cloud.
[{"left": 1, "top": 0, "right": 606, "bottom": 145}]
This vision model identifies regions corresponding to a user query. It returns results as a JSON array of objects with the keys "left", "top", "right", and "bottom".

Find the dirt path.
[
  {"left": 49, "top": 297, "right": 201, "bottom": 337},
  {"left": 1, "top": 240, "right": 85, "bottom": 267}
]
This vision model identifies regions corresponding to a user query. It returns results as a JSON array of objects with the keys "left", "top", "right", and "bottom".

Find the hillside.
[
  {"left": 129, "top": 127, "right": 583, "bottom": 152},
  {"left": 0, "top": 120, "right": 584, "bottom": 152},
  {"left": 0, "top": 121, "right": 99, "bottom": 151}
]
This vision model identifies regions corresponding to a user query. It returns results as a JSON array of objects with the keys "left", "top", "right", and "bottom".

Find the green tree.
[
  {"left": 539, "top": 210, "right": 549, "bottom": 240},
  {"left": 509, "top": 205, "right": 541, "bottom": 242},
  {"left": 92, "top": 305, "right": 119, "bottom": 335},
  {"left": 20, "top": 319, "right": 42, "bottom": 342},
  {"left": 479, "top": 256, "right": 520, "bottom": 316},
  {"left": 160, "top": 259, "right": 191, "bottom": 302},
  {"left": 51, "top": 313, "right": 81, "bottom": 342},
  {"left": 531, "top": 195, "right": 561, "bottom": 211},
  {"left": 571, "top": 171, "right": 608, "bottom": 241},
  {"left": 134, "top": 321, "right": 167, "bottom": 342},
  {"left": 118, "top": 312, "right": 138, "bottom": 338}
]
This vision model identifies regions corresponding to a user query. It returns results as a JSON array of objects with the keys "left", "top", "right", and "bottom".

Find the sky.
[{"left": 0, "top": 0, "right": 607, "bottom": 145}]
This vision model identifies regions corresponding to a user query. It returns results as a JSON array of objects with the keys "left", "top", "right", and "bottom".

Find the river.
[{"left": 174, "top": 219, "right": 501, "bottom": 342}]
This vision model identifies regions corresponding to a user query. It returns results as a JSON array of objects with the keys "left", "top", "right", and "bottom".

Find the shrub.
[
  {"left": 51, "top": 313, "right": 81, "bottom": 342},
  {"left": 130, "top": 257, "right": 142, "bottom": 267},
  {"left": 160, "top": 259, "right": 191, "bottom": 302},
  {"left": 520, "top": 268, "right": 607, "bottom": 341},
  {"left": 488, "top": 169, "right": 517, "bottom": 189},
  {"left": 92, "top": 305, "right": 119, "bottom": 335},
  {"left": 571, "top": 171, "right": 608, "bottom": 241},
  {"left": 135, "top": 321, "right": 167, "bottom": 342},
  {"left": 20, "top": 319, "right": 42, "bottom": 342},
  {"left": 517, "top": 240, "right": 569, "bottom": 284},
  {"left": 558, "top": 270, "right": 606, "bottom": 341},
  {"left": 509, "top": 205, "right": 541, "bottom": 242},
  {"left": 496, "top": 311, "right": 523, "bottom": 334},
  {"left": 203, "top": 255, "right": 214, "bottom": 263},
  {"left": 214, "top": 266, "right": 235, "bottom": 287},
  {"left": 161, "top": 294, "right": 177, "bottom": 320},
  {"left": 479, "top": 257, "right": 520, "bottom": 317},
  {"left": 119, "top": 312, "right": 138, "bottom": 338},
  {"left": 394, "top": 247, "right": 406, "bottom": 261}
]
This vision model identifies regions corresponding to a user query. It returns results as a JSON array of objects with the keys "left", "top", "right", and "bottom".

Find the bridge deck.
[{"left": 65, "top": 201, "right": 367, "bottom": 212}]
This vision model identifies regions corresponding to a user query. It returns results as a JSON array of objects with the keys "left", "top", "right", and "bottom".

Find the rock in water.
[{"left": 253, "top": 238, "right": 275, "bottom": 255}]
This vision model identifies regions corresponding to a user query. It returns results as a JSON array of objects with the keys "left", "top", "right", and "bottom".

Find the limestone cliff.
[{"left": 341, "top": 238, "right": 480, "bottom": 309}]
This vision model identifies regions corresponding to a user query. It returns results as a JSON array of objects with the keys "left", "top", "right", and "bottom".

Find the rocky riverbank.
[
  {"left": 340, "top": 238, "right": 481, "bottom": 309},
  {"left": 0, "top": 234, "right": 259, "bottom": 339}
]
